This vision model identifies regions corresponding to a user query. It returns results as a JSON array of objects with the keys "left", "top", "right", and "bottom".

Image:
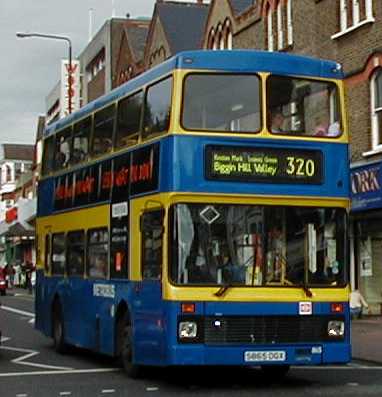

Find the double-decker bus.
[{"left": 36, "top": 50, "right": 350, "bottom": 377}]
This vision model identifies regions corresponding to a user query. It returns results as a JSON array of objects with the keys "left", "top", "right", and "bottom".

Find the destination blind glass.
[{"left": 205, "top": 145, "right": 323, "bottom": 184}]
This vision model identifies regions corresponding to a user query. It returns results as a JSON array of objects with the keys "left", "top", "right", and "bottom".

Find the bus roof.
[{"left": 45, "top": 50, "right": 343, "bottom": 137}]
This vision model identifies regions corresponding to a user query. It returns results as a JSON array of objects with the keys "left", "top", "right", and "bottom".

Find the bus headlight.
[
  {"left": 328, "top": 320, "right": 345, "bottom": 337},
  {"left": 179, "top": 321, "right": 198, "bottom": 339}
]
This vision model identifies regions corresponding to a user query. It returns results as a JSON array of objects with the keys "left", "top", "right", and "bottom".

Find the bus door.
[{"left": 134, "top": 208, "right": 165, "bottom": 364}]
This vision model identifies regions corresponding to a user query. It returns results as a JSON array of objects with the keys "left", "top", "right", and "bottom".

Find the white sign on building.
[{"left": 60, "top": 59, "right": 81, "bottom": 118}]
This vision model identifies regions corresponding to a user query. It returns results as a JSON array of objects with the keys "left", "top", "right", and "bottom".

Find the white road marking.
[
  {"left": 292, "top": 365, "right": 382, "bottom": 370},
  {"left": 0, "top": 368, "right": 120, "bottom": 378},
  {"left": 16, "top": 394, "right": 28, "bottom": 397},
  {"left": 0, "top": 345, "right": 72, "bottom": 370},
  {"left": 59, "top": 392, "right": 72, "bottom": 396},
  {"left": 101, "top": 389, "right": 116, "bottom": 394},
  {"left": 146, "top": 387, "right": 159, "bottom": 391},
  {"left": 28, "top": 318, "right": 35, "bottom": 325},
  {"left": 0, "top": 305, "right": 35, "bottom": 318},
  {"left": 1, "top": 336, "right": 11, "bottom": 343}
]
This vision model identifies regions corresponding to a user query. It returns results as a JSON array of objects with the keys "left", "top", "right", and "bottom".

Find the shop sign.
[{"left": 351, "top": 161, "right": 382, "bottom": 211}]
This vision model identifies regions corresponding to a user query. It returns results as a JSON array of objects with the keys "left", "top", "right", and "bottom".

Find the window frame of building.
[
  {"left": 266, "top": 4, "right": 274, "bottom": 51},
  {"left": 367, "top": 68, "right": 382, "bottom": 154},
  {"left": 277, "top": 1, "right": 284, "bottom": 50},
  {"left": 286, "top": 0, "right": 293, "bottom": 46},
  {"left": 332, "top": 0, "right": 374, "bottom": 39}
]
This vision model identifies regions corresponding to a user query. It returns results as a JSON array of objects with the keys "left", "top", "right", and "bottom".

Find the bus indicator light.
[
  {"left": 331, "top": 303, "right": 344, "bottom": 313},
  {"left": 181, "top": 303, "right": 195, "bottom": 313}
]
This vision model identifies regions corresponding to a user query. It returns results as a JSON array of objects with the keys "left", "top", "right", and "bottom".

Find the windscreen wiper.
[
  {"left": 302, "top": 284, "right": 313, "bottom": 298},
  {"left": 214, "top": 284, "right": 234, "bottom": 297}
]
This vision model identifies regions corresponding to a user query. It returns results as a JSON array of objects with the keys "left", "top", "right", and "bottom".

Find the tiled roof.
[
  {"left": 126, "top": 22, "right": 150, "bottom": 62},
  {"left": 229, "top": 0, "right": 255, "bottom": 15},
  {"left": 157, "top": 1, "right": 209, "bottom": 53},
  {"left": 2, "top": 144, "right": 34, "bottom": 161}
]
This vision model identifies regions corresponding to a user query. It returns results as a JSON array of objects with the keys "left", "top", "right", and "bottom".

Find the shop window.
[
  {"left": 141, "top": 210, "right": 163, "bottom": 280},
  {"left": 67, "top": 231, "right": 85, "bottom": 277},
  {"left": 52, "top": 233, "right": 66, "bottom": 275},
  {"left": 87, "top": 228, "right": 108, "bottom": 279}
]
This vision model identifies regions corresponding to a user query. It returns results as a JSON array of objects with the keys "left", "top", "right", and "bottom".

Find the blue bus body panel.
[
  {"left": 37, "top": 135, "right": 349, "bottom": 217},
  {"left": 36, "top": 269, "right": 350, "bottom": 366},
  {"left": 161, "top": 135, "right": 349, "bottom": 199}
]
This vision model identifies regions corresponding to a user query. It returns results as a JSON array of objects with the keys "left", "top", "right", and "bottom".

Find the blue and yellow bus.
[{"left": 36, "top": 50, "right": 350, "bottom": 377}]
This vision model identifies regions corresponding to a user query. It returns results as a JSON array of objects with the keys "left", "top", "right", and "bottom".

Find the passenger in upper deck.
[{"left": 270, "top": 110, "right": 285, "bottom": 133}]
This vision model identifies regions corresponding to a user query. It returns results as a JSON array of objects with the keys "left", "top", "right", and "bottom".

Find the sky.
[{"left": 0, "top": 0, "right": 204, "bottom": 144}]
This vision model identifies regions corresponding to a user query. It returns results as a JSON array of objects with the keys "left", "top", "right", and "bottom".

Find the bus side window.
[
  {"left": 142, "top": 77, "right": 172, "bottom": 141},
  {"left": 52, "top": 233, "right": 66, "bottom": 275},
  {"left": 72, "top": 117, "right": 91, "bottom": 165},
  {"left": 54, "top": 127, "right": 73, "bottom": 170},
  {"left": 45, "top": 234, "right": 51, "bottom": 273},
  {"left": 87, "top": 228, "right": 109, "bottom": 279},
  {"left": 141, "top": 210, "right": 164, "bottom": 280},
  {"left": 42, "top": 136, "right": 55, "bottom": 175},
  {"left": 67, "top": 230, "right": 85, "bottom": 277},
  {"left": 116, "top": 91, "right": 143, "bottom": 148},
  {"left": 91, "top": 105, "right": 115, "bottom": 157}
]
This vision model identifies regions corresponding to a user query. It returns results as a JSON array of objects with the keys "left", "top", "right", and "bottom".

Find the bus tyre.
[
  {"left": 121, "top": 325, "right": 142, "bottom": 379},
  {"left": 53, "top": 304, "right": 68, "bottom": 354},
  {"left": 260, "top": 364, "right": 290, "bottom": 378}
]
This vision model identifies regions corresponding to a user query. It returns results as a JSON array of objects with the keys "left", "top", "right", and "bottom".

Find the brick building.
[
  {"left": 200, "top": 0, "right": 381, "bottom": 313},
  {"left": 144, "top": 0, "right": 209, "bottom": 68}
]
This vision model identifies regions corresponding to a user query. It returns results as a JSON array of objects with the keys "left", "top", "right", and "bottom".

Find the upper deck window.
[
  {"left": 91, "top": 105, "right": 115, "bottom": 157},
  {"left": 267, "top": 76, "right": 342, "bottom": 138},
  {"left": 116, "top": 90, "right": 143, "bottom": 148},
  {"left": 142, "top": 77, "right": 172, "bottom": 141},
  {"left": 72, "top": 117, "right": 91, "bottom": 165},
  {"left": 54, "top": 127, "right": 72, "bottom": 170},
  {"left": 182, "top": 74, "right": 261, "bottom": 133}
]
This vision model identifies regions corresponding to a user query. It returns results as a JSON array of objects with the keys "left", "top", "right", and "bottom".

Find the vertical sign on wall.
[{"left": 60, "top": 59, "right": 81, "bottom": 118}]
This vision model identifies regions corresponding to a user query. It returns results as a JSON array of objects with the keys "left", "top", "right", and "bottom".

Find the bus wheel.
[
  {"left": 121, "top": 325, "right": 142, "bottom": 378},
  {"left": 52, "top": 304, "right": 68, "bottom": 354},
  {"left": 260, "top": 364, "right": 290, "bottom": 378}
]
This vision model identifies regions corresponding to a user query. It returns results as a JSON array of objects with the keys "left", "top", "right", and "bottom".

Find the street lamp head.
[{"left": 16, "top": 32, "right": 30, "bottom": 38}]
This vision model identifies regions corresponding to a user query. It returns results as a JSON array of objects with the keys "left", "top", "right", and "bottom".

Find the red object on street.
[{"left": 5, "top": 207, "right": 17, "bottom": 223}]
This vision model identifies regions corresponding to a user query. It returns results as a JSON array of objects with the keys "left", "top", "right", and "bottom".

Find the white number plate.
[{"left": 244, "top": 351, "right": 286, "bottom": 362}]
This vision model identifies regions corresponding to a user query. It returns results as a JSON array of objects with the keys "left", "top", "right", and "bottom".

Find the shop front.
[{"left": 351, "top": 160, "right": 382, "bottom": 315}]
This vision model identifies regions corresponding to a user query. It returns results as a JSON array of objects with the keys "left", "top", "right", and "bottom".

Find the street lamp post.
[{"left": 16, "top": 32, "right": 73, "bottom": 114}]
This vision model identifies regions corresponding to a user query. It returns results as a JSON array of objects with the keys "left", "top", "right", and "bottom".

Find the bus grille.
[{"left": 203, "top": 315, "right": 343, "bottom": 345}]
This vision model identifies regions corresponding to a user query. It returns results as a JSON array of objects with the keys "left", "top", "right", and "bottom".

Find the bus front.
[{"left": 160, "top": 52, "right": 350, "bottom": 372}]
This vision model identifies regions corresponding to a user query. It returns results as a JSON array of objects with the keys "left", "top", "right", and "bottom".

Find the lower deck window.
[{"left": 87, "top": 228, "right": 109, "bottom": 279}]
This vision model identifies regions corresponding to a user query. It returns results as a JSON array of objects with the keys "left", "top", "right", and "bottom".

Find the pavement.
[{"left": 352, "top": 316, "right": 382, "bottom": 364}]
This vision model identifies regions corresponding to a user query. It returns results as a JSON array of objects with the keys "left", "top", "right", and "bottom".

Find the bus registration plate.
[{"left": 244, "top": 351, "right": 286, "bottom": 362}]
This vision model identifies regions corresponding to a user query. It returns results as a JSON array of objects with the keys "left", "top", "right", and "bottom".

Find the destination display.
[{"left": 205, "top": 145, "right": 323, "bottom": 184}]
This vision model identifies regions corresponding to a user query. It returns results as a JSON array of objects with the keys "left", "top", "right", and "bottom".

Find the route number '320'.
[{"left": 286, "top": 156, "right": 315, "bottom": 177}]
